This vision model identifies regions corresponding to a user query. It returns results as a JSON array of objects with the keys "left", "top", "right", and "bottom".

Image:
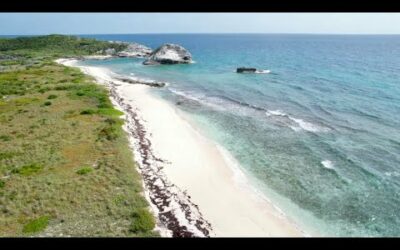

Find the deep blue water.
[{"left": 79, "top": 34, "right": 400, "bottom": 236}]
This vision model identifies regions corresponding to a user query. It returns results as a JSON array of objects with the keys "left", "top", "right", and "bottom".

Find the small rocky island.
[{"left": 143, "top": 44, "right": 193, "bottom": 65}]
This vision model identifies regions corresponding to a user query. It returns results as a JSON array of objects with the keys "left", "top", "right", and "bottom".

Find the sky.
[{"left": 1, "top": 13, "right": 400, "bottom": 35}]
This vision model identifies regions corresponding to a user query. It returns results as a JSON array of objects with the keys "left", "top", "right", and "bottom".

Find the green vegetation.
[
  {"left": 0, "top": 35, "right": 157, "bottom": 237},
  {"left": 22, "top": 216, "right": 49, "bottom": 234},
  {"left": 0, "top": 135, "right": 11, "bottom": 141},
  {"left": 12, "top": 163, "right": 43, "bottom": 176},
  {"left": 47, "top": 94, "right": 57, "bottom": 99},
  {"left": 0, "top": 34, "right": 127, "bottom": 58},
  {"left": 130, "top": 208, "right": 156, "bottom": 234},
  {"left": 76, "top": 166, "right": 93, "bottom": 175},
  {"left": 97, "top": 108, "right": 124, "bottom": 117},
  {"left": 80, "top": 109, "right": 96, "bottom": 115}
]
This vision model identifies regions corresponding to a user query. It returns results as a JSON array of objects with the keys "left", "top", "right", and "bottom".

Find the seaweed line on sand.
[{"left": 108, "top": 80, "right": 213, "bottom": 238}]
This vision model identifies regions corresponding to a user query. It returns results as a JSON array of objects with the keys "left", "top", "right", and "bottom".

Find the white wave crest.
[
  {"left": 289, "top": 117, "right": 321, "bottom": 133},
  {"left": 321, "top": 160, "right": 334, "bottom": 169},
  {"left": 255, "top": 69, "right": 271, "bottom": 74},
  {"left": 265, "top": 109, "right": 287, "bottom": 117},
  {"left": 265, "top": 109, "right": 328, "bottom": 133}
]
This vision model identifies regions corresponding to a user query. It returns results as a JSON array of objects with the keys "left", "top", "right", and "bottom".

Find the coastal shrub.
[
  {"left": 47, "top": 94, "right": 57, "bottom": 99},
  {"left": 98, "top": 124, "right": 120, "bottom": 141},
  {"left": 104, "top": 118, "right": 123, "bottom": 126},
  {"left": 96, "top": 96, "right": 113, "bottom": 109},
  {"left": 43, "top": 101, "right": 52, "bottom": 106},
  {"left": 76, "top": 166, "right": 93, "bottom": 175},
  {"left": 12, "top": 163, "right": 43, "bottom": 176},
  {"left": 0, "top": 135, "right": 12, "bottom": 141},
  {"left": 14, "top": 97, "right": 39, "bottom": 106},
  {"left": 64, "top": 110, "right": 78, "bottom": 119},
  {"left": 129, "top": 208, "right": 155, "bottom": 233},
  {"left": 0, "top": 35, "right": 128, "bottom": 57},
  {"left": 22, "top": 216, "right": 49, "bottom": 234},
  {"left": 72, "top": 77, "right": 85, "bottom": 84},
  {"left": 113, "top": 195, "right": 126, "bottom": 206},
  {"left": 72, "top": 85, "right": 112, "bottom": 109},
  {"left": 54, "top": 84, "right": 80, "bottom": 91},
  {"left": 97, "top": 108, "right": 124, "bottom": 117},
  {"left": 80, "top": 109, "right": 96, "bottom": 115},
  {"left": 38, "top": 87, "right": 50, "bottom": 93},
  {"left": 0, "top": 151, "right": 18, "bottom": 160}
]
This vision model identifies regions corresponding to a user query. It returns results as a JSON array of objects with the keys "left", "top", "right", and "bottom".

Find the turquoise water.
[{"left": 80, "top": 34, "right": 400, "bottom": 236}]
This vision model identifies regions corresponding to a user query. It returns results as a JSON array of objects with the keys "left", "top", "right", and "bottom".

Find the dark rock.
[
  {"left": 115, "top": 76, "right": 166, "bottom": 88},
  {"left": 236, "top": 67, "right": 257, "bottom": 73}
]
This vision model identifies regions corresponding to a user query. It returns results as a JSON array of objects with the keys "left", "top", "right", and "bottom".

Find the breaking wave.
[
  {"left": 168, "top": 87, "right": 330, "bottom": 133},
  {"left": 321, "top": 160, "right": 335, "bottom": 170}
]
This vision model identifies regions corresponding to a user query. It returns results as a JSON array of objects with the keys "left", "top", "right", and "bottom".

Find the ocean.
[{"left": 79, "top": 34, "right": 400, "bottom": 236}]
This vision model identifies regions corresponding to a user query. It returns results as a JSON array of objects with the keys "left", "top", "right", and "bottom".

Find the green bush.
[
  {"left": 54, "top": 85, "right": 74, "bottom": 91},
  {"left": 12, "top": 163, "right": 43, "bottom": 176},
  {"left": 98, "top": 124, "right": 120, "bottom": 141},
  {"left": 129, "top": 208, "right": 155, "bottom": 233},
  {"left": 76, "top": 166, "right": 93, "bottom": 175},
  {"left": 0, "top": 151, "right": 18, "bottom": 160},
  {"left": 72, "top": 85, "right": 113, "bottom": 109},
  {"left": 97, "top": 108, "right": 124, "bottom": 117},
  {"left": 0, "top": 135, "right": 11, "bottom": 141},
  {"left": 43, "top": 101, "right": 52, "bottom": 106},
  {"left": 22, "top": 216, "right": 49, "bottom": 234},
  {"left": 38, "top": 87, "right": 50, "bottom": 93},
  {"left": 47, "top": 94, "right": 57, "bottom": 99},
  {"left": 14, "top": 97, "right": 39, "bottom": 106},
  {"left": 80, "top": 109, "right": 96, "bottom": 115},
  {"left": 104, "top": 118, "right": 123, "bottom": 126},
  {"left": 0, "top": 180, "right": 5, "bottom": 189}
]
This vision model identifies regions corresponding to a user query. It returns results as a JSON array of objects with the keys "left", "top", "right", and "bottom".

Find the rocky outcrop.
[
  {"left": 143, "top": 44, "right": 192, "bottom": 65},
  {"left": 102, "top": 41, "right": 152, "bottom": 58},
  {"left": 104, "top": 48, "right": 116, "bottom": 56},
  {"left": 114, "top": 76, "right": 166, "bottom": 88},
  {"left": 236, "top": 67, "right": 257, "bottom": 73},
  {"left": 116, "top": 43, "right": 152, "bottom": 58}
]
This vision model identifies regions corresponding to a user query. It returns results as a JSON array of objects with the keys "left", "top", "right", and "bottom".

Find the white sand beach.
[{"left": 56, "top": 58, "right": 306, "bottom": 237}]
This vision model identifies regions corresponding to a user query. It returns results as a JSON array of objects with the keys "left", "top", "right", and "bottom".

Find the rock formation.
[
  {"left": 116, "top": 43, "right": 152, "bottom": 58},
  {"left": 143, "top": 44, "right": 192, "bottom": 65},
  {"left": 236, "top": 67, "right": 257, "bottom": 73}
]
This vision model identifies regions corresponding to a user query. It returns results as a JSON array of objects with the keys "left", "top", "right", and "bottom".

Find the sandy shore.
[{"left": 56, "top": 58, "right": 307, "bottom": 237}]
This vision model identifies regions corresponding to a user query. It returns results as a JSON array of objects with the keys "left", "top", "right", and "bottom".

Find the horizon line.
[{"left": 2, "top": 32, "right": 400, "bottom": 36}]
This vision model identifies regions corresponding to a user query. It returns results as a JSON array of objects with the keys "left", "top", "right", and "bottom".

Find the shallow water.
[{"left": 80, "top": 34, "right": 400, "bottom": 236}]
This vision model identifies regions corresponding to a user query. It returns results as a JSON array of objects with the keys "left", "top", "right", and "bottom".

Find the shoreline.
[{"left": 56, "top": 58, "right": 308, "bottom": 237}]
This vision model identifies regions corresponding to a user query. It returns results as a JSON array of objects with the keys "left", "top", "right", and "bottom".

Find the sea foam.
[
  {"left": 289, "top": 117, "right": 321, "bottom": 133},
  {"left": 265, "top": 110, "right": 326, "bottom": 133},
  {"left": 255, "top": 69, "right": 271, "bottom": 74},
  {"left": 321, "top": 160, "right": 334, "bottom": 169},
  {"left": 265, "top": 109, "right": 286, "bottom": 117}
]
